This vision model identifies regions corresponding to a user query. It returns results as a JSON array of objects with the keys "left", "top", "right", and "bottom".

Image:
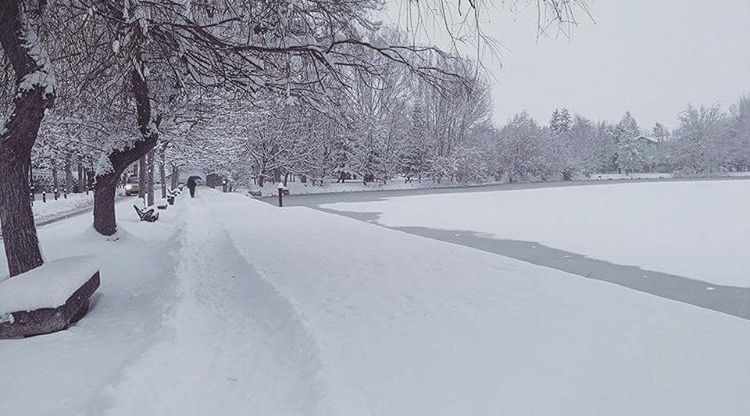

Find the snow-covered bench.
[
  {"left": 167, "top": 188, "right": 182, "bottom": 205},
  {"left": 0, "top": 257, "right": 100, "bottom": 338},
  {"left": 134, "top": 205, "right": 159, "bottom": 222}
]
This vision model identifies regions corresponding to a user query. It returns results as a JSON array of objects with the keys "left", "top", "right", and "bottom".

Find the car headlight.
[{"left": 124, "top": 184, "right": 133, "bottom": 191}]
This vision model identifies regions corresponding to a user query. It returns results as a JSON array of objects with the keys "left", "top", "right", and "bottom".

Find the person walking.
[{"left": 187, "top": 176, "right": 198, "bottom": 198}]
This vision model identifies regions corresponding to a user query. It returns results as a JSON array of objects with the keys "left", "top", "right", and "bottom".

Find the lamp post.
[{"left": 277, "top": 182, "right": 284, "bottom": 207}]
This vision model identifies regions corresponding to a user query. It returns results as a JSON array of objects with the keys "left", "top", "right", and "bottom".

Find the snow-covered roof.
[{"left": 631, "top": 135, "right": 660, "bottom": 144}]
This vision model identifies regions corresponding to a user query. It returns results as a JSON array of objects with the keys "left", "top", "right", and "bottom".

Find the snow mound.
[{"left": 0, "top": 256, "right": 99, "bottom": 313}]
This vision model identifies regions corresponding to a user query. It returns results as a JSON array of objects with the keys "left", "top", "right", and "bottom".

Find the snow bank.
[
  {"left": 323, "top": 180, "right": 750, "bottom": 287},
  {"left": 208, "top": 191, "right": 750, "bottom": 416},
  {"left": 0, "top": 256, "right": 99, "bottom": 314},
  {"left": 32, "top": 193, "right": 93, "bottom": 225}
]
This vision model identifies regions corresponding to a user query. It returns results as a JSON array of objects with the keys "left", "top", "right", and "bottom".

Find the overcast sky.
[{"left": 386, "top": 0, "right": 750, "bottom": 131}]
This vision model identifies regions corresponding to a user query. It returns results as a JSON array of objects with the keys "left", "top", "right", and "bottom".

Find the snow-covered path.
[{"left": 98, "top": 198, "right": 329, "bottom": 416}]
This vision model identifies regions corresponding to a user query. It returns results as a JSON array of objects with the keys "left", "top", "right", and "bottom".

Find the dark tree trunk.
[
  {"left": 92, "top": 67, "right": 159, "bottom": 236},
  {"left": 0, "top": 160, "right": 43, "bottom": 276},
  {"left": 0, "top": 1, "right": 55, "bottom": 276},
  {"left": 65, "top": 153, "right": 74, "bottom": 193},
  {"left": 93, "top": 172, "right": 119, "bottom": 236},
  {"left": 51, "top": 157, "right": 59, "bottom": 198},
  {"left": 170, "top": 164, "right": 178, "bottom": 189},
  {"left": 77, "top": 160, "right": 84, "bottom": 192},
  {"left": 146, "top": 149, "right": 155, "bottom": 206},
  {"left": 160, "top": 148, "right": 167, "bottom": 198},
  {"left": 138, "top": 156, "right": 146, "bottom": 199}
]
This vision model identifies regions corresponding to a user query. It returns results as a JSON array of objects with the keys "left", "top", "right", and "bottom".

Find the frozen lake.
[{"left": 272, "top": 178, "right": 750, "bottom": 319}]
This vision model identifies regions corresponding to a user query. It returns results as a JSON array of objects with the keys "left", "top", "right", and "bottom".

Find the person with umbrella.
[{"left": 187, "top": 176, "right": 200, "bottom": 198}]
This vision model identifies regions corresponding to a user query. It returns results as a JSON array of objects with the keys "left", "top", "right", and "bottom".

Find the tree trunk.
[
  {"left": 77, "top": 159, "right": 84, "bottom": 192},
  {"left": 92, "top": 67, "right": 159, "bottom": 235},
  {"left": 0, "top": 158, "right": 44, "bottom": 276},
  {"left": 138, "top": 156, "right": 146, "bottom": 199},
  {"left": 93, "top": 172, "right": 119, "bottom": 236},
  {"left": 147, "top": 149, "right": 155, "bottom": 206},
  {"left": 0, "top": 1, "right": 54, "bottom": 276},
  {"left": 65, "top": 153, "right": 74, "bottom": 194},
  {"left": 51, "top": 157, "right": 59, "bottom": 198},
  {"left": 170, "top": 164, "right": 178, "bottom": 189},
  {"left": 160, "top": 148, "right": 167, "bottom": 198}
]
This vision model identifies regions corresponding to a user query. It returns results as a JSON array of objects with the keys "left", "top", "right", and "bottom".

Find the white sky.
[{"left": 385, "top": 0, "right": 750, "bottom": 130}]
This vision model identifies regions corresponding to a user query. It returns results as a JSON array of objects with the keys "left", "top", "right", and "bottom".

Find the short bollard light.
[
  {"left": 42, "top": 190, "right": 46, "bottom": 203},
  {"left": 277, "top": 182, "right": 284, "bottom": 207}
]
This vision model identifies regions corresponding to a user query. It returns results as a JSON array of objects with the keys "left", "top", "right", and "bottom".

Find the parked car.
[{"left": 124, "top": 176, "right": 140, "bottom": 196}]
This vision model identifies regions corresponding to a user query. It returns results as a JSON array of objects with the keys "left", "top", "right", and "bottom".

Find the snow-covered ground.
[
  {"left": 31, "top": 192, "right": 95, "bottom": 225},
  {"left": 323, "top": 180, "right": 750, "bottom": 288},
  {"left": 25, "top": 188, "right": 167, "bottom": 228},
  {"left": 0, "top": 198, "right": 182, "bottom": 416},
  {"left": 3, "top": 188, "right": 747, "bottom": 415}
]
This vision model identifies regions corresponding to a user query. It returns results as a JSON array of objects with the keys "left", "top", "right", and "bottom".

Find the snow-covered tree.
[
  {"left": 0, "top": 0, "right": 57, "bottom": 275},
  {"left": 497, "top": 112, "right": 545, "bottom": 182},
  {"left": 547, "top": 108, "right": 576, "bottom": 180},
  {"left": 719, "top": 95, "right": 750, "bottom": 172},
  {"left": 673, "top": 104, "right": 726, "bottom": 173}
]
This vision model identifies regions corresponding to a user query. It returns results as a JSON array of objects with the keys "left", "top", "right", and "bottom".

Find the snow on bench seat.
[{"left": 0, "top": 256, "right": 100, "bottom": 338}]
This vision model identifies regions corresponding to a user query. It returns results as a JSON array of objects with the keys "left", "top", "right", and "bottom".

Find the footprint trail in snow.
[{"left": 96, "top": 198, "right": 329, "bottom": 416}]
